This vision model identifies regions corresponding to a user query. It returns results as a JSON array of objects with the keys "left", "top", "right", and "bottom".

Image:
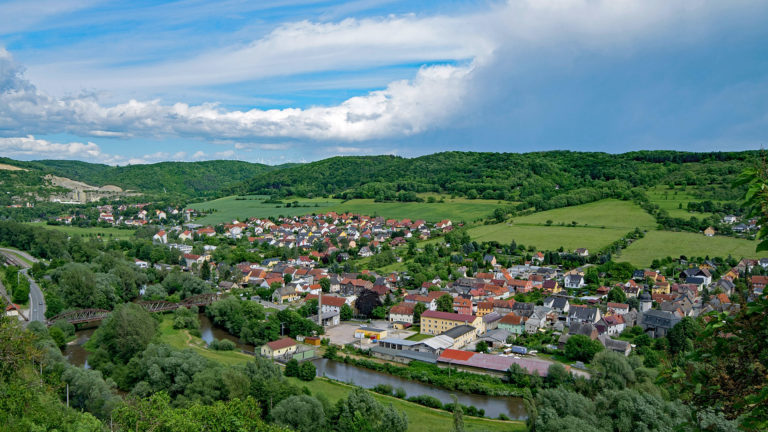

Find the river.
[
  {"left": 312, "top": 358, "right": 526, "bottom": 420},
  {"left": 64, "top": 314, "right": 526, "bottom": 420},
  {"left": 64, "top": 313, "right": 250, "bottom": 365}
]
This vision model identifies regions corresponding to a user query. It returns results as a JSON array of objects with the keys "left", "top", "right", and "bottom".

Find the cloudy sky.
[{"left": 0, "top": 0, "right": 766, "bottom": 165}]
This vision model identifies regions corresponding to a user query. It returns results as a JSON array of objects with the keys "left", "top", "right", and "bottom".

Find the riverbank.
[
  {"left": 286, "top": 376, "right": 527, "bottom": 432},
  {"left": 157, "top": 314, "right": 253, "bottom": 366}
]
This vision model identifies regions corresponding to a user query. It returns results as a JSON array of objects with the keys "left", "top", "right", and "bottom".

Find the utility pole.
[{"left": 66, "top": 383, "right": 69, "bottom": 408}]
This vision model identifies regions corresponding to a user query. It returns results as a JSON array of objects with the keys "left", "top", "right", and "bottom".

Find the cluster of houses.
[
  {"left": 56, "top": 203, "right": 192, "bottom": 226},
  {"left": 181, "top": 212, "right": 453, "bottom": 253},
  {"left": 721, "top": 214, "right": 760, "bottom": 234}
]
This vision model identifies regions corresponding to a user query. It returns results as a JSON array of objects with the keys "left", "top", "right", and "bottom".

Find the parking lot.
[{"left": 323, "top": 320, "right": 417, "bottom": 346}]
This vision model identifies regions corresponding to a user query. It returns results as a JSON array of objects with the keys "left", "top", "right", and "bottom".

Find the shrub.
[
  {"left": 208, "top": 338, "right": 235, "bottom": 351},
  {"left": 298, "top": 361, "right": 316, "bottom": 381},
  {"left": 407, "top": 395, "right": 443, "bottom": 409},
  {"left": 394, "top": 387, "right": 407, "bottom": 399},
  {"left": 372, "top": 384, "right": 394, "bottom": 395},
  {"left": 284, "top": 358, "right": 300, "bottom": 377}
]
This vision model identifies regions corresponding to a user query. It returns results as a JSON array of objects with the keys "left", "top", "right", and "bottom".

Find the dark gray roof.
[
  {"left": 441, "top": 324, "right": 476, "bottom": 339},
  {"left": 568, "top": 307, "right": 598, "bottom": 321},
  {"left": 641, "top": 310, "right": 681, "bottom": 329},
  {"left": 370, "top": 346, "right": 438, "bottom": 363},
  {"left": 568, "top": 322, "right": 597, "bottom": 337},
  {"left": 545, "top": 296, "right": 569, "bottom": 310}
]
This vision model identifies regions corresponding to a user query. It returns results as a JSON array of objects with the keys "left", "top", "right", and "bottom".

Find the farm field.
[
  {"left": 469, "top": 224, "right": 626, "bottom": 251},
  {"left": 644, "top": 186, "right": 717, "bottom": 219},
  {"left": 188, "top": 195, "right": 342, "bottom": 224},
  {"left": 286, "top": 377, "right": 525, "bottom": 432},
  {"left": 330, "top": 197, "right": 502, "bottom": 222},
  {"left": 26, "top": 222, "right": 135, "bottom": 240},
  {"left": 615, "top": 230, "right": 764, "bottom": 267},
  {"left": 188, "top": 195, "right": 505, "bottom": 224},
  {"left": 467, "top": 199, "right": 654, "bottom": 251},
  {"left": 511, "top": 199, "right": 656, "bottom": 229}
]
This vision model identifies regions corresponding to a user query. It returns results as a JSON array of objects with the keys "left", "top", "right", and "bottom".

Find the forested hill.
[
  {"left": 227, "top": 150, "right": 757, "bottom": 201},
  {"left": 0, "top": 159, "right": 281, "bottom": 197}
]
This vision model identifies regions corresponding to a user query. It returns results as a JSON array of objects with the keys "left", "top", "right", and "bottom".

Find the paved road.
[
  {"left": 0, "top": 249, "right": 45, "bottom": 323},
  {"left": 22, "top": 269, "right": 46, "bottom": 322}
]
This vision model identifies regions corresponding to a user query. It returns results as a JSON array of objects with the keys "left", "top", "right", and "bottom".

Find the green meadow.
[
  {"left": 188, "top": 195, "right": 504, "bottom": 224},
  {"left": 643, "top": 185, "right": 718, "bottom": 219},
  {"left": 511, "top": 199, "right": 657, "bottom": 229},
  {"left": 467, "top": 199, "right": 654, "bottom": 251},
  {"left": 26, "top": 222, "right": 135, "bottom": 240},
  {"left": 615, "top": 230, "right": 764, "bottom": 267},
  {"left": 187, "top": 195, "right": 342, "bottom": 224}
]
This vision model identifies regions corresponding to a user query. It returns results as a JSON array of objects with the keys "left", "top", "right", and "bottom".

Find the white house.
[
  {"left": 179, "top": 230, "right": 193, "bottom": 241},
  {"left": 153, "top": 230, "right": 168, "bottom": 244},
  {"left": 564, "top": 274, "right": 585, "bottom": 289}
]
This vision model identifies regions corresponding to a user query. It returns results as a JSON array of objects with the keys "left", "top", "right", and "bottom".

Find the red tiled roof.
[
  {"left": 439, "top": 349, "right": 475, "bottom": 361},
  {"left": 265, "top": 337, "right": 296, "bottom": 350}
]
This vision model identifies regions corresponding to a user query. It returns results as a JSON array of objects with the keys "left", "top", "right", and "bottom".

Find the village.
[{"left": 116, "top": 208, "right": 768, "bottom": 379}]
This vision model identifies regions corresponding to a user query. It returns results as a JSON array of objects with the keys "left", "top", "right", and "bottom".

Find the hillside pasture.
[
  {"left": 188, "top": 196, "right": 342, "bottom": 224},
  {"left": 512, "top": 199, "right": 656, "bottom": 229},
  {"left": 615, "top": 230, "right": 764, "bottom": 267},
  {"left": 188, "top": 195, "right": 504, "bottom": 224},
  {"left": 468, "top": 224, "right": 626, "bottom": 252},
  {"left": 644, "top": 186, "right": 718, "bottom": 219},
  {"left": 330, "top": 197, "right": 502, "bottom": 222},
  {"left": 467, "top": 200, "right": 655, "bottom": 251}
]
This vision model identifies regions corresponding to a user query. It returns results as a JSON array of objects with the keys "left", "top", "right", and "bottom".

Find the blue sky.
[{"left": 0, "top": 0, "right": 766, "bottom": 165}]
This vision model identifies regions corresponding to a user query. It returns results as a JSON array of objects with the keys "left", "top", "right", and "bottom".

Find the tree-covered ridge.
[
  {"left": 228, "top": 151, "right": 756, "bottom": 202},
  {"left": 32, "top": 159, "right": 280, "bottom": 196}
]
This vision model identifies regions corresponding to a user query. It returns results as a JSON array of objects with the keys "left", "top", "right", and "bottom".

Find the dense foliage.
[{"left": 228, "top": 151, "right": 754, "bottom": 204}]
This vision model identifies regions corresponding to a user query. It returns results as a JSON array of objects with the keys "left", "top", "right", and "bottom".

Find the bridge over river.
[{"left": 46, "top": 293, "right": 221, "bottom": 325}]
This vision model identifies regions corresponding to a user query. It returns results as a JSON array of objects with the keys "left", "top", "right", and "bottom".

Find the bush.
[
  {"left": 407, "top": 395, "right": 443, "bottom": 409},
  {"left": 372, "top": 384, "right": 394, "bottom": 395},
  {"left": 208, "top": 338, "right": 235, "bottom": 351},
  {"left": 565, "top": 334, "right": 604, "bottom": 362},
  {"left": 394, "top": 387, "right": 407, "bottom": 399},
  {"left": 298, "top": 361, "right": 316, "bottom": 381},
  {"left": 284, "top": 358, "right": 300, "bottom": 377}
]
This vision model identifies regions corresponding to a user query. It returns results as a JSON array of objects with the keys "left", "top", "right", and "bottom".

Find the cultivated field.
[
  {"left": 188, "top": 195, "right": 504, "bottom": 224},
  {"left": 188, "top": 196, "right": 342, "bottom": 224},
  {"left": 27, "top": 222, "right": 135, "bottom": 240},
  {"left": 615, "top": 230, "right": 764, "bottom": 267},
  {"left": 469, "top": 224, "right": 627, "bottom": 251},
  {"left": 467, "top": 199, "right": 654, "bottom": 251},
  {"left": 511, "top": 199, "right": 656, "bottom": 229}
]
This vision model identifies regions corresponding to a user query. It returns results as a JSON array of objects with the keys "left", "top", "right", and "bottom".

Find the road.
[{"left": 0, "top": 248, "right": 45, "bottom": 324}]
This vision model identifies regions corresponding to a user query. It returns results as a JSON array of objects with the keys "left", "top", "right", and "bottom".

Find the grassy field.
[
  {"left": 469, "top": 224, "right": 627, "bottom": 251},
  {"left": 330, "top": 197, "right": 503, "bottom": 222},
  {"left": 157, "top": 315, "right": 253, "bottom": 366},
  {"left": 286, "top": 377, "right": 526, "bottom": 432},
  {"left": 26, "top": 222, "right": 135, "bottom": 240},
  {"left": 616, "top": 230, "right": 765, "bottom": 267},
  {"left": 188, "top": 196, "right": 343, "bottom": 224},
  {"left": 644, "top": 186, "right": 717, "bottom": 219},
  {"left": 188, "top": 195, "right": 507, "bottom": 224},
  {"left": 511, "top": 199, "right": 656, "bottom": 229},
  {"left": 466, "top": 200, "right": 657, "bottom": 251}
]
